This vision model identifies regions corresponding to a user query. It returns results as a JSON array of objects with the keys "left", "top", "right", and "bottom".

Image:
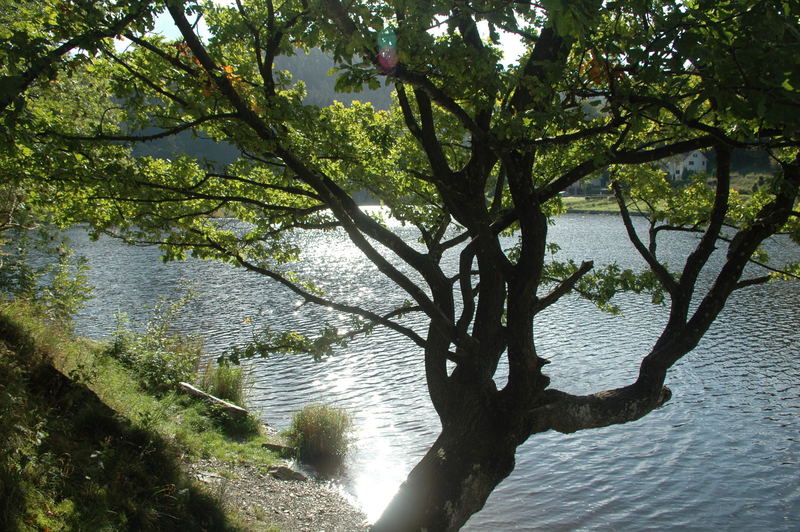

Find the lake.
[{"left": 70, "top": 213, "right": 800, "bottom": 531}]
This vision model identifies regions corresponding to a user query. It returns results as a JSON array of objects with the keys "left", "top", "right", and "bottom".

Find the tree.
[
  {"left": 13, "top": 0, "right": 800, "bottom": 529},
  {"left": 0, "top": 0, "right": 157, "bottom": 118},
  {"left": 0, "top": 0, "right": 146, "bottom": 266}
]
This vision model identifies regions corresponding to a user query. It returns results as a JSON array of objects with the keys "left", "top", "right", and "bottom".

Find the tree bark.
[{"left": 372, "top": 406, "right": 518, "bottom": 532}]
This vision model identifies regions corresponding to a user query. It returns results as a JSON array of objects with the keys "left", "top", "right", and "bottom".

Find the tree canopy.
[{"left": 3, "top": 0, "right": 799, "bottom": 529}]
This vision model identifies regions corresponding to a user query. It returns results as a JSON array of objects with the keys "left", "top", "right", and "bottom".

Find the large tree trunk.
[{"left": 373, "top": 393, "right": 521, "bottom": 532}]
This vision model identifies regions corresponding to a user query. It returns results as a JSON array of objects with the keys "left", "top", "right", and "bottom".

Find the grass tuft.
[
  {"left": 285, "top": 403, "right": 353, "bottom": 464},
  {"left": 196, "top": 360, "right": 251, "bottom": 406}
]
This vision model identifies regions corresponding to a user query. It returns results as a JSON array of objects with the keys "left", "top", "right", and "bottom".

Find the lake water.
[{"left": 70, "top": 213, "right": 800, "bottom": 531}]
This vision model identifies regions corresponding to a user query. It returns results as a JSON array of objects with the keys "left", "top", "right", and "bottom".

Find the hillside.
[{"left": 134, "top": 49, "right": 393, "bottom": 167}]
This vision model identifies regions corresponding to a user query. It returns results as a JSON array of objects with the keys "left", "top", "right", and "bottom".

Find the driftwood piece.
[{"left": 178, "top": 382, "right": 248, "bottom": 417}]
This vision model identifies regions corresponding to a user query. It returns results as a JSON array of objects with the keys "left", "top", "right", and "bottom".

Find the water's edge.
[{"left": 70, "top": 214, "right": 800, "bottom": 530}]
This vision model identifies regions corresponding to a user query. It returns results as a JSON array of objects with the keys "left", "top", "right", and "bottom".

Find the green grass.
[
  {"left": 285, "top": 403, "right": 353, "bottom": 465},
  {"left": 0, "top": 302, "right": 279, "bottom": 531},
  {"left": 196, "top": 360, "right": 251, "bottom": 407},
  {"left": 730, "top": 171, "right": 772, "bottom": 193},
  {"left": 56, "top": 336, "right": 266, "bottom": 463},
  {"left": 561, "top": 195, "right": 620, "bottom": 213}
]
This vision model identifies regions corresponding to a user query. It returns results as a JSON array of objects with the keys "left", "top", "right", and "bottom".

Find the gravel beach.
[{"left": 188, "top": 458, "right": 371, "bottom": 531}]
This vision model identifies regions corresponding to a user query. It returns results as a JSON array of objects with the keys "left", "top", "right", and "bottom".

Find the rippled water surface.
[{"left": 71, "top": 214, "right": 800, "bottom": 530}]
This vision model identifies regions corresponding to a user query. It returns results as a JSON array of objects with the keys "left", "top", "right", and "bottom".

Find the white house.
[{"left": 662, "top": 150, "right": 709, "bottom": 181}]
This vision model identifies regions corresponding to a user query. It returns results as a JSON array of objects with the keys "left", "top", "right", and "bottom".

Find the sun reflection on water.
[
  {"left": 353, "top": 466, "right": 404, "bottom": 522},
  {"left": 350, "top": 409, "right": 408, "bottom": 522}
]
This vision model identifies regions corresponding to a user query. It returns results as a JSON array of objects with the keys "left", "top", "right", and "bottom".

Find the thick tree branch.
[
  {"left": 672, "top": 144, "right": 732, "bottom": 319},
  {"left": 455, "top": 243, "right": 478, "bottom": 336},
  {"left": 612, "top": 181, "right": 678, "bottom": 295},
  {"left": 454, "top": 6, "right": 484, "bottom": 52},
  {"left": 394, "top": 66, "right": 482, "bottom": 138},
  {"left": 124, "top": 34, "right": 199, "bottom": 77},
  {"left": 206, "top": 172, "right": 320, "bottom": 200},
  {"left": 534, "top": 260, "right": 593, "bottom": 313},
  {"left": 272, "top": 147, "right": 477, "bottom": 351},
  {"left": 395, "top": 84, "right": 423, "bottom": 142},
  {"left": 686, "top": 176, "right": 799, "bottom": 336},
  {"left": 413, "top": 89, "right": 452, "bottom": 177},
  {"left": 320, "top": 0, "right": 481, "bottom": 137},
  {"left": 735, "top": 275, "right": 772, "bottom": 289},
  {"left": 520, "top": 115, "right": 626, "bottom": 148},
  {"left": 641, "top": 152, "right": 800, "bottom": 375},
  {"left": 508, "top": 27, "right": 568, "bottom": 114},
  {"left": 183, "top": 230, "right": 435, "bottom": 352},
  {"left": 528, "top": 382, "right": 672, "bottom": 435},
  {"left": 166, "top": 1, "right": 461, "bottom": 337},
  {"left": 538, "top": 136, "right": 717, "bottom": 202}
]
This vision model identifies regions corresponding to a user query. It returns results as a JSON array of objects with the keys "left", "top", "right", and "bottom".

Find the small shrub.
[
  {"left": 133, "top": 340, "right": 202, "bottom": 392},
  {"left": 106, "top": 291, "right": 201, "bottom": 393},
  {"left": 285, "top": 403, "right": 352, "bottom": 463},
  {"left": 195, "top": 360, "right": 250, "bottom": 406},
  {"left": 1, "top": 228, "right": 92, "bottom": 329}
]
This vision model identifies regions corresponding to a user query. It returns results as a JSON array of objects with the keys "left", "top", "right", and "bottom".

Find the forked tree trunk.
[{"left": 373, "top": 403, "right": 521, "bottom": 531}]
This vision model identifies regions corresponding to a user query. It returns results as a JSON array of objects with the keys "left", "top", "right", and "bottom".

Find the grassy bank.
[
  {"left": 0, "top": 302, "right": 279, "bottom": 531},
  {"left": 561, "top": 195, "right": 620, "bottom": 213}
]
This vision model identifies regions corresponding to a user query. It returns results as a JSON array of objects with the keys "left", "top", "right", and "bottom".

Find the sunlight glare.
[{"left": 353, "top": 411, "right": 408, "bottom": 521}]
